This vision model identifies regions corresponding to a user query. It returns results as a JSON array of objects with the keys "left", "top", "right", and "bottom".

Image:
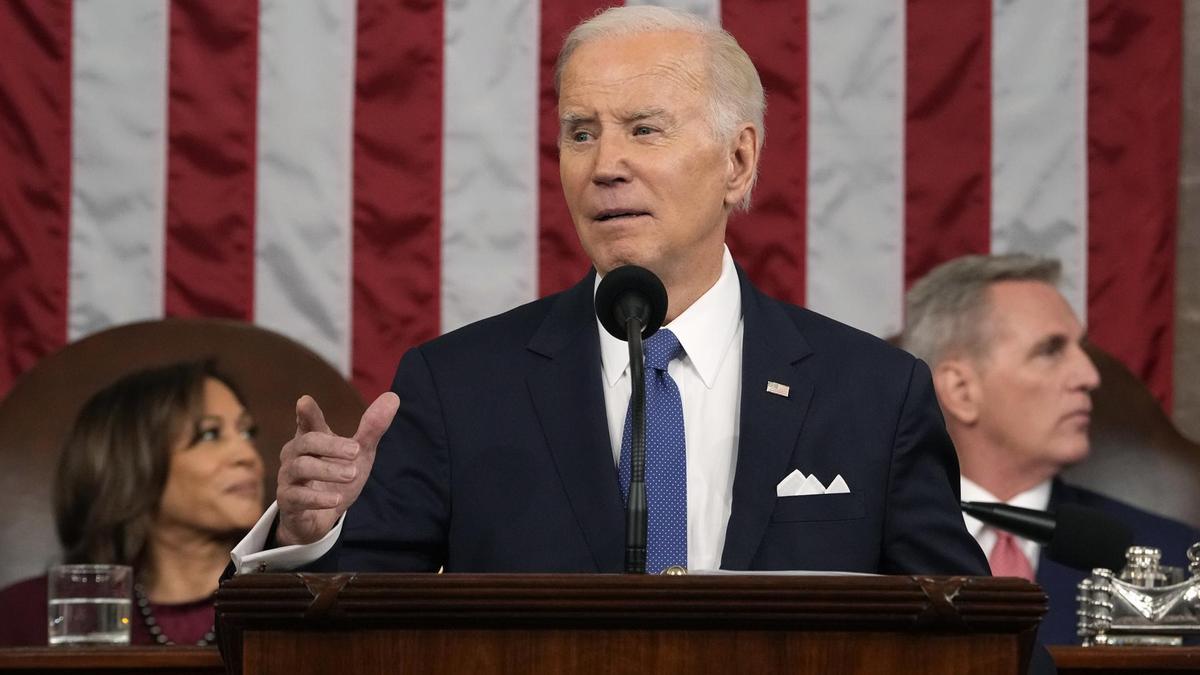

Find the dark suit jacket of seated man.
[{"left": 234, "top": 5, "right": 989, "bottom": 580}]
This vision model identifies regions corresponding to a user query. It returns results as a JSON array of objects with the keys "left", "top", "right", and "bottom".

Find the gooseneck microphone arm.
[
  {"left": 594, "top": 265, "right": 667, "bottom": 575},
  {"left": 960, "top": 501, "right": 1055, "bottom": 542},
  {"left": 961, "top": 500, "right": 1134, "bottom": 572},
  {"left": 625, "top": 316, "right": 648, "bottom": 574}
]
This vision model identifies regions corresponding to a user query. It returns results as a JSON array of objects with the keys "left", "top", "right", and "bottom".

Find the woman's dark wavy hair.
[{"left": 54, "top": 359, "right": 245, "bottom": 567}]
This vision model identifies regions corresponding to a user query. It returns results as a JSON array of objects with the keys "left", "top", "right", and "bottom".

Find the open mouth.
[{"left": 595, "top": 209, "right": 649, "bottom": 222}]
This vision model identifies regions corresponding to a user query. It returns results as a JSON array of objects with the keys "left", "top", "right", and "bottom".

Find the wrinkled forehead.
[{"left": 558, "top": 31, "right": 710, "bottom": 105}]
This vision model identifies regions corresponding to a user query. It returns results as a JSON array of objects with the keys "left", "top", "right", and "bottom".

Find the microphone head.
[
  {"left": 594, "top": 265, "right": 668, "bottom": 341},
  {"left": 961, "top": 501, "right": 1056, "bottom": 543},
  {"left": 961, "top": 500, "right": 1134, "bottom": 573},
  {"left": 1045, "top": 503, "right": 1133, "bottom": 572}
]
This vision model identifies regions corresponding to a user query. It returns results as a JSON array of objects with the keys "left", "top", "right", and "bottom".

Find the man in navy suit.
[
  {"left": 902, "top": 254, "right": 1200, "bottom": 644},
  {"left": 231, "top": 6, "right": 987, "bottom": 578}
]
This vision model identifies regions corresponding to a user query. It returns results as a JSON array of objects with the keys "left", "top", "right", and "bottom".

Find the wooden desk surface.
[
  {"left": 0, "top": 646, "right": 223, "bottom": 674},
  {"left": 4, "top": 642, "right": 1200, "bottom": 674},
  {"left": 1050, "top": 646, "right": 1200, "bottom": 674}
]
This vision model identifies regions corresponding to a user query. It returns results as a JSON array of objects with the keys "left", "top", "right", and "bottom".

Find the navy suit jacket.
[
  {"left": 1036, "top": 479, "right": 1200, "bottom": 645},
  {"left": 320, "top": 265, "right": 988, "bottom": 575}
]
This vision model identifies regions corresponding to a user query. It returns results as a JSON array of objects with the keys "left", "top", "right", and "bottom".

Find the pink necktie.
[{"left": 988, "top": 530, "right": 1035, "bottom": 581}]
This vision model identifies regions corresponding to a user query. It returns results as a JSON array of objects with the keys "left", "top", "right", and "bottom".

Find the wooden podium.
[{"left": 215, "top": 573, "right": 1044, "bottom": 675}]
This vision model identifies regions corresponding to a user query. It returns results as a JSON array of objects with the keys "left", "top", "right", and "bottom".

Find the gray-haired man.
[{"left": 903, "top": 253, "right": 1198, "bottom": 644}]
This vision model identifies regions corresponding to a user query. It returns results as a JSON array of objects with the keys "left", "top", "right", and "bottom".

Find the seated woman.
[{"left": 0, "top": 360, "right": 265, "bottom": 646}]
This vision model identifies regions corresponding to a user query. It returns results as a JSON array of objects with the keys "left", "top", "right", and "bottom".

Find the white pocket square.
[{"left": 776, "top": 469, "right": 851, "bottom": 497}]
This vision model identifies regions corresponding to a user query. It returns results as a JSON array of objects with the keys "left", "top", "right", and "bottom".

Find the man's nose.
[
  {"left": 591, "top": 134, "right": 631, "bottom": 186},
  {"left": 1071, "top": 344, "right": 1102, "bottom": 392}
]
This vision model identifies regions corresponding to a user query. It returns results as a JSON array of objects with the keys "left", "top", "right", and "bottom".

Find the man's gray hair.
[
  {"left": 902, "top": 254, "right": 1062, "bottom": 366},
  {"left": 554, "top": 5, "right": 766, "bottom": 211}
]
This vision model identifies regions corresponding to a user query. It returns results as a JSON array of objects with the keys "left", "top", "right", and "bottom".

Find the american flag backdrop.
[{"left": 0, "top": 0, "right": 1181, "bottom": 404}]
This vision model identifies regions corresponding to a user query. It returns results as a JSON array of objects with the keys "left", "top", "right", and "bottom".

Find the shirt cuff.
[{"left": 230, "top": 501, "right": 345, "bottom": 573}]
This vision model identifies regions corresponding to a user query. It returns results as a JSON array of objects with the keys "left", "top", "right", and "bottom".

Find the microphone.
[
  {"left": 961, "top": 501, "right": 1134, "bottom": 573},
  {"left": 594, "top": 265, "right": 668, "bottom": 341},
  {"left": 595, "top": 265, "right": 668, "bottom": 574}
]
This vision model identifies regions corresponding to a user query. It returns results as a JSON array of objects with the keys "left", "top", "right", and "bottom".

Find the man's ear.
[
  {"left": 724, "top": 124, "right": 758, "bottom": 208},
  {"left": 933, "top": 359, "right": 982, "bottom": 426}
]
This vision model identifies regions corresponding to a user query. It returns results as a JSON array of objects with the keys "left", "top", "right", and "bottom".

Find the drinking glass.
[{"left": 47, "top": 564, "right": 133, "bottom": 645}]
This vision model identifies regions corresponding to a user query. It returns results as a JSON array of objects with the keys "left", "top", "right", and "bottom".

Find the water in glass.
[{"left": 48, "top": 597, "right": 132, "bottom": 645}]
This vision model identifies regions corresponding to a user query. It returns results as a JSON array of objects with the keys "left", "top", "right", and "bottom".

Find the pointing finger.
[
  {"left": 295, "top": 395, "right": 332, "bottom": 436},
  {"left": 283, "top": 432, "right": 358, "bottom": 462}
]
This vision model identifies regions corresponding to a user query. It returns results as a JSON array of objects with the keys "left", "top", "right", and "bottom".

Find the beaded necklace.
[{"left": 133, "top": 582, "right": 216, "bottom": 646}]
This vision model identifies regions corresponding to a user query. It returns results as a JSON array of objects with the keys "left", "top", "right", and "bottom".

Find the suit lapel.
[
  {"left": 720, "top": 268, "right": 814, "bottom": 569},
  {"left": 525, "top": 272, "right": 626, "bottom": 572}
]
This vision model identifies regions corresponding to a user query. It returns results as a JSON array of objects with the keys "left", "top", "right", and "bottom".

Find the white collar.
[
  {"left": 597, "top": 246, "right": 742, "bottom": 388},
  {"left": 960, "top": 476, "right": 1053, "bottom": 538}
]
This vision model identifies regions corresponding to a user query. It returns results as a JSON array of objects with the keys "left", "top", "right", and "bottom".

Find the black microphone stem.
[
  {"left": 624, "top": 316, "right": 648, "bottom": 574},
  {"left": 595, "top": 264, "right": 666, "bottom": 575}
]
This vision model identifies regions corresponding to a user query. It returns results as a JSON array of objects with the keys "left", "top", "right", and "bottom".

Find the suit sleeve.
[
  {"left": 880, "top": 358, "right": 990, "bottom": 575},
  {"left": 327, "top": 346, "right": 452, "bottom": 572}
]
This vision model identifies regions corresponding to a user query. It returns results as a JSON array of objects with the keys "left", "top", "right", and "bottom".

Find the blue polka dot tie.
[{"left": 618, "top": 328, "right": 687, "bottom": 573}]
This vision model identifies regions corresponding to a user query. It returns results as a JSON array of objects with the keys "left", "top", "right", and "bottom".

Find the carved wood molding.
[
  {"left": 215, "top": 574, "right": 1044, "bottom": 675},
  {"left": 216, "top": 573, "right": 1044, "bottom": 635}
]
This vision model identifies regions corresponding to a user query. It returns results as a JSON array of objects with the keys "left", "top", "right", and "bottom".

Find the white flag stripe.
[
  {"left": 990, "top": 0, "right": 1089, "bottom": 320},
  {"left": 805, "top": 0, "right": 905, "bottom": 337},
  {"left": 49, "top": 2, "right": 1128, "bottom": 386},
  {"left": 68, "top": 0, "right": 168, "bottom": 342},
  {"left": 625, "top": 0, "right": 721, "bottom": 25},
  {"left": 440, "top": 0, "right": 540, "bottom": 334},
  {"left": 253, "top": 0, "right": 357, "bottom": 374}
]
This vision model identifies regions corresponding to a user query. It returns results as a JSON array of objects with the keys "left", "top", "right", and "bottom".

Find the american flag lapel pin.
[{"left": 766, "top": 381, "right": 790, "bottom": 398}]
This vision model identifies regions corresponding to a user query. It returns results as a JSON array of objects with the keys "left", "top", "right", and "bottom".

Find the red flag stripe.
[
  {"left": 904, "top": 0, "right": 992, "bottom": 288},
  {"left": 0, "top": 1, "right": 72, "bottom": 393},
  {"left": 163, "top": 1, "right": 259, "bottom": 321},
  {"left": 536, "top": 1, "right": 610, "bottom": 297},
  {"left": 350, "top": 0, "right": 443, "bottom": 396},
  {"left": 1086, "top": 0, "right": 1181, "bottom": 407},
  {"left": 722, "top": 0, "right": 807, "bottom": 306},
  {"left": 0, "top": 1, "right": 1186, "bottom": 411}
]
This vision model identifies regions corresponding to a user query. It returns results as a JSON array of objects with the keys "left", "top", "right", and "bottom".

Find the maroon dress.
[{"left": 0, "top": 575, "right": 215, "bottom": 646}]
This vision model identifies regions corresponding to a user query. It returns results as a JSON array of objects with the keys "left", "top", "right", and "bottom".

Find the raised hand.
[{"left": 275, "top": 392, "right": 400, "bottom": 546}]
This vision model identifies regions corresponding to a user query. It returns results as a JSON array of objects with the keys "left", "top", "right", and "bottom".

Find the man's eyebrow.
[
  {"left": 1029, "top": 333, "right": 1069, "bottom": 356},
  {"left": 624, "top": 107, "right": 671, "bottom": 122},
  {"left": 560, "top": 112, "right": 595, "bottom": 128},
  {"left": 559, "top": 108, "right": 675, "bottom": 128}
]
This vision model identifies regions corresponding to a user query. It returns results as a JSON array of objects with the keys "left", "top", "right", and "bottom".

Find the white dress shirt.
[
  {"left": 233, "top": 246, "right": 744, "bottom": 573},
  {"left": 598, "top": 246, "right": 743, "bottom": 571},
  {"left": 960, "top": 476, "right": 1051, "bottom": 574}
]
